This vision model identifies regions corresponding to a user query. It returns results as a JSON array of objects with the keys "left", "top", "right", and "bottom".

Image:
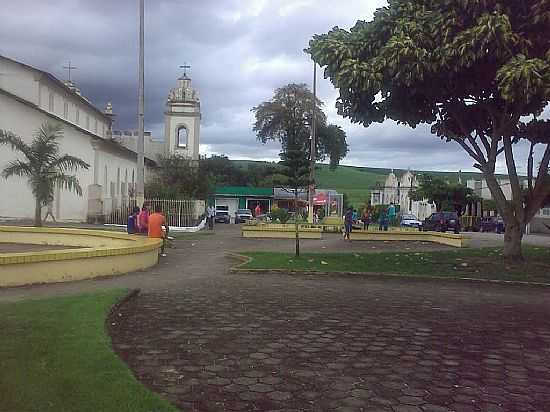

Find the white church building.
[
  {"left": 370, "top": 170, "right": 436, "bottom": 220},
  {"left": 0, "top": 55, "right": 201, "bottom": 222}
]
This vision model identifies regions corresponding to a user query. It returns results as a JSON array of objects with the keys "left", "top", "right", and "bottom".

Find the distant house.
[
  {"left": 466, "top": 178, "right": 550, "bottom": 234},
  {"left": 370, "top": 170, "right": 435, "bottom": 220}
]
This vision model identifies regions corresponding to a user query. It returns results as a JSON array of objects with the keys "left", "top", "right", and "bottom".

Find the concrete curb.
[{"left": 224, "top": 251, "right": 550, "bottom": 288}]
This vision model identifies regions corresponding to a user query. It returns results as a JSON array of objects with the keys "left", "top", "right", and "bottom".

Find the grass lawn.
[
  {"left": 238, "top": 246, "right": 550, "bottom": 283},
  {"left": 0, "top": 290, "right": 177, "bottom": 412}
]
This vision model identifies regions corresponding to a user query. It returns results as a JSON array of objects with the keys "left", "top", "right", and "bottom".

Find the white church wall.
[
  {"left": 0, "top": 58, "right": 38, "bottom": 105},
  {"left": 0, "top": 92, "right": 96, "bottom": 221},
  {"left": 95, "top": 148, "right": 141, "bottom": 216}
]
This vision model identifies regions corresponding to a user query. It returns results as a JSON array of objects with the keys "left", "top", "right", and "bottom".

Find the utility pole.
[
  {"left": 308, "top": 61, "right": 317, "bottom": 223},
  {"left": 136, "top": 0, "right": 145, "bottom": 207}
]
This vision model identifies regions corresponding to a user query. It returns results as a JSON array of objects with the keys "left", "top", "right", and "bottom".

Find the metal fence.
[{"left": 105, "top": 198, "right": 205, "bottom": 228}]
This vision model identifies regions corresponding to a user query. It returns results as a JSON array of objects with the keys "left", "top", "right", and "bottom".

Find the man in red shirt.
[{"left": 148, "top": 205, "right": 169, "bottom": 257}]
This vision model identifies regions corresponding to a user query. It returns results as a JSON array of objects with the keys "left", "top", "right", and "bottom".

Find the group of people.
[
  {"left": 343, "top": 202, "right": 397, "bottom": 241},
  {"left": 127, "top": 204, "right": 169, "bottom": 256}
]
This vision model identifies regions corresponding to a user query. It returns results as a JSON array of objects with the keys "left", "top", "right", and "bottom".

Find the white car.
[{"left": 400, "top": 213, "right": 423, "bottom": 228}]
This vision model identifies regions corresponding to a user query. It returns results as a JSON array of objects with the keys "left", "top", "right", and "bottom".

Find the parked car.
[
  {"left": 400, "top": 213, "right": 423, "bottom": 228},
  {"left": 235, "top": 208, "right": 253, "bottom": 224},
  {"left": 422, "top": 211, "right": 461, "bottom": 233},
  {"left": 480, "top": 216, "right": 505, "bottom": 233},
  {"left": 214, "top": 210, "right": 230, "bottom": 224}
]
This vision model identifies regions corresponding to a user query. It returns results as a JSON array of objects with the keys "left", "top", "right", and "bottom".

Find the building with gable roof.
[{"left": 370, "top": 170, "right": 436, "bottom": 220}]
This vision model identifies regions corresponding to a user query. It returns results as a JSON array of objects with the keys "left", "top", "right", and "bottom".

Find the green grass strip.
[
  {"left": 0, "top": 290, "right": 177, "bottom": 412},
  {"left": 239, "top": 246, "right": 550, "bottom": 283}
]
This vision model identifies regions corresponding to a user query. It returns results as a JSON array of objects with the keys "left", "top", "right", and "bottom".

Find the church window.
[
  {"left": 177, "top": 126, "right": 188, "bottom": 148},
  {"left": 86, "top": 115, "right": 90, "bottom": 130},
  {"left": 104, "top": 166, "right": 108, "bottom": 189},
  {"left": 63, "top": 101, "right": 68, "bottom": 118},
  {"left": 48, "top": 93, "right": 55, "bottom": 112},
  {"left": 94, "top": 119, "right": 98, "bottom": 133},
  {"left": 76, "top": 108, "right": 80, "bottom": 124}
]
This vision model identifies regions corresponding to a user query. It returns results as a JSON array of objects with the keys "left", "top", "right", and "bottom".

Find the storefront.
[{"left": 213, "top": 187, "right": 273, "bottom": 221}]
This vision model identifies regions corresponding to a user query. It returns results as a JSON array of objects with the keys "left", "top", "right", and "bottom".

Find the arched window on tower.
[{"left": 177, "top": 126, "right": 188, "bottom": 148}]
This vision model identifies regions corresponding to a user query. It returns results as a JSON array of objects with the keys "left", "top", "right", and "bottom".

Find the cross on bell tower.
[
  {"left": 63, "top": 61, "right": 77, "bottom": 82},
  {"left": 179, "top": 63, "right": 191, "bottom": 78}
]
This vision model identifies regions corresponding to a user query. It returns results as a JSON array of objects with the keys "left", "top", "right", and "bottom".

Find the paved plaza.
[{"left": 2, "top": 226, "right": 550, "bottom": 411}]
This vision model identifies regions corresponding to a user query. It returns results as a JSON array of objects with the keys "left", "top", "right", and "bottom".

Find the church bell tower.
[{"left": 164, "top": 65, "right": 201, "bottom": 160}]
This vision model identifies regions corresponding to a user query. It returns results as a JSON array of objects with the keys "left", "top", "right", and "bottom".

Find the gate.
[{"left": 105, "top": 198, "right": 205, "bottom": 228}]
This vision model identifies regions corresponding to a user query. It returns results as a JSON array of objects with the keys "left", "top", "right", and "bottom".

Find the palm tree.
[{"left": 0, "top": 122, "right": 90, "bottom": 226}]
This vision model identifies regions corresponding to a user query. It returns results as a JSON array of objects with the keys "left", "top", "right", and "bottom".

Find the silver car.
[{"left": 400, "top": 213, "right": 423, "bottom": 228}]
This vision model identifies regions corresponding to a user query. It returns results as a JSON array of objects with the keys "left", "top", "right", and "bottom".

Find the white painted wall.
[
  {"left": 0, "top": 92, "right": 147, "bottom": 221},
  {"left": 0, "top": 92, "right": 95, "bottom": 220}
]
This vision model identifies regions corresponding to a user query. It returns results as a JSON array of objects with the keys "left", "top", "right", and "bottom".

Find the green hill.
[{"left": 232, "top": 160, "right": 487, "bottom": 208}]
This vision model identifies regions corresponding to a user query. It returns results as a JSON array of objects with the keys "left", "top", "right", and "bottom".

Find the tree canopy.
[
  {"left": 410, "top": 176, "right": 479, "bottom": 213},
  {"left": 308, "top": 0, "right": 550, "bottom": 259},
  {"left": 252, "top": 83, "right": 348, "bottom": 170}
]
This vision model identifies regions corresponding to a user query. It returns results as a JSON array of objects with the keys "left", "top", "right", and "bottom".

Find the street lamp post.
[
  {"left": 136, "top": 0, "right": 145, "bottom": 207},
  {"left": 308, "top": 61, "right": 317, "bottom": 223}
]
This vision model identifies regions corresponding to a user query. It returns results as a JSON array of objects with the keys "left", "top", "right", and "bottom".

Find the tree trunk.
[
  {"left": 294, "top": 190, "right": 300, "bottom": 257},
  {"left": 482, "top": 171, "right": 523, "bottom": 260},
  {"left": 34, "top": 197, "right": 43, "bottom": 227},
  {"left": 503, "top": 222, "right": 524, "bottom": 262}
]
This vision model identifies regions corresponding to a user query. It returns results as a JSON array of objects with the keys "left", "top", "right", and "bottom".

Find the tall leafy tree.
[
  {"left": 253, "top": 84, "right": 324, "bottom": 256},
  {"left": 253, "top": 83, "right": 348, "bottom": 170},
  {"left": 0, "top": 122, "right": 90, "bottom": 226},
  {"left": 309, "top": 0, "right": 550, "bottom": 260}
]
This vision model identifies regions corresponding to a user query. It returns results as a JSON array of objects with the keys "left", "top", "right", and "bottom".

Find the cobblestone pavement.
[{"left": 107, "top": 226, "right": 550, "bottom": 412}]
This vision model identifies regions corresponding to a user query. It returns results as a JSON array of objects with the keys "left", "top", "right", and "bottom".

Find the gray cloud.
[{"left": 1, "top": 0, "right": 546, "bottom": 175}]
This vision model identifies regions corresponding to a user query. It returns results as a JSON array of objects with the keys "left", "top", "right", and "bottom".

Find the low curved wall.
[
  {"left": 349, "top": 230, "right": 468, "bottom": 248},
  {"left": 0, "top": 226, "right": 162, "bottom": 287}
]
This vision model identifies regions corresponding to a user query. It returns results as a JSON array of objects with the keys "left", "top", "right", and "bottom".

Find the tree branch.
[
  {"left": 527, "top": 142, "right": 535, "bottom": 194},
  {"left": 452, "top": 137, "right": 483, "bottom": 166},
  {"left": 502, "top": 136, "right": 525, "bottom": 223}
]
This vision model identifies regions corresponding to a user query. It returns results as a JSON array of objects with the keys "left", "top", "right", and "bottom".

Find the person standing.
[
  {"left": 148, "top": 205, "right": 169, "bottom": 257},
  {"left": 137, "top": 205, "right": 149, "bottom": 234},
  {"left": 344, "top": 207, "right": 354, "bottom": 242},
  {"left": 207, "top": 204, "right": 215, "bottom": 230},
  {"left": 254, "top": 203, "right": 261, "bottom": 218},
  {"left": 388, "top": 202, "right": 396, "bottom": 226},
  {"left": 362, "top": 207, "right": 371, "bottom": 231},
  {"left": 379, "top": 208, "right": 389, "bottom": 231}
]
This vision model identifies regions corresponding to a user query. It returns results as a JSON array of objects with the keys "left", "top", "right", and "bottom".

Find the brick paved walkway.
[{"left": 107, "top": 226, "right": 550, "bottom": 412}]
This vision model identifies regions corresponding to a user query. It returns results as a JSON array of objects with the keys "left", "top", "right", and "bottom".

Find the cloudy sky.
[{"left": 0, "top": 0, "right": 547, "bottom": 173}]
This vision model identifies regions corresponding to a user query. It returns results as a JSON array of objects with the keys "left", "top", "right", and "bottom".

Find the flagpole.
[
  {"left": 136, "top": 0, "right": 145, "bottom": 207},
  {"left": 308, "top": 61, "right": 317, "bottom": 223}
]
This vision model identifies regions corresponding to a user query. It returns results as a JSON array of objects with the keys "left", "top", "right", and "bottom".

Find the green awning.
[{"left": 215, "top": 186, "right": 273, "bottom": 197}]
